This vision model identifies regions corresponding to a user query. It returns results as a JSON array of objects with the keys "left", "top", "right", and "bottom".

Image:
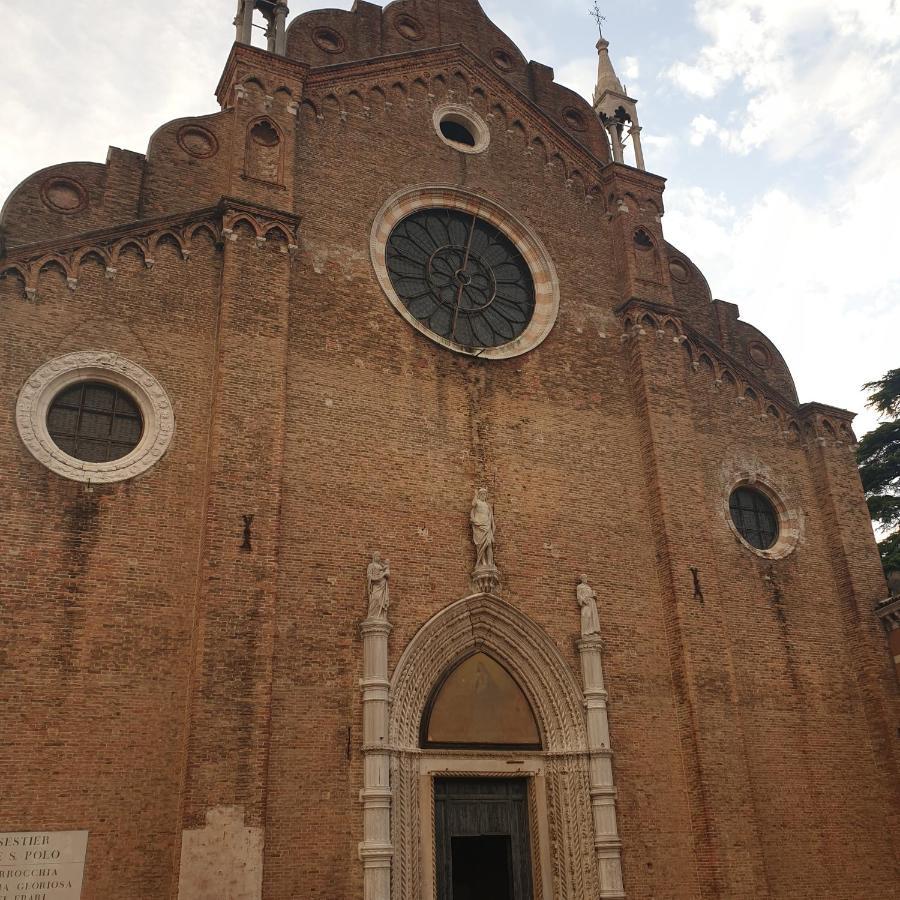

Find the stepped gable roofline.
[
  {"left": 285, "top": 0, "right": 608, "bottom": 159},
  {"left": 662, "top": 240, "right": 799, "bottom": 404},
  {"left": 617, "top": 297, "right": 815, "bottom": 422},
  {"left": 301, "top": 41, "right": 613, "bottom": 169},
  {"left": 0, "top": 161, "right": 106, "bottom": 228},
  {"left": 216, "top": 40, "right": 309, "bottom": 105},
  {"left": 798, "top": 401, "right": 857, "bottom": 424}
]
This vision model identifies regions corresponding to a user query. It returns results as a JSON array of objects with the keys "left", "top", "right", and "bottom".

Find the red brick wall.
[{"left": 0, "top": 11, "right": 898, "bottom": 900}]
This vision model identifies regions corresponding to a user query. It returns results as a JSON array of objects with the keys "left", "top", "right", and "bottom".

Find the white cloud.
[
  {"left": 665, "top": 159, "right": 900, "bottom": 434},
  {"left": 659, "top": 0, "right": 900, "bottom": 434},
  {"left": 668, "top": 0, "right": 900, "bottom": 159},
  {"left": 557, "top": 56, "right": 599, "bottom": 104},
  {"left": 690, "top": 114, "right": 720, "bottom": 146},
  {"left": 622, "top": 55, "right": 641, "bottom": 80}
]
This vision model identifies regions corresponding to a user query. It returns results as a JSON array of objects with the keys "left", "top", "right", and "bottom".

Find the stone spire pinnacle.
[
  {"left": 593, "top": 37, "right": 625, "bottom": 105},
  {"left": 592, "top": 32, "right": 647, "bottom": 171}
]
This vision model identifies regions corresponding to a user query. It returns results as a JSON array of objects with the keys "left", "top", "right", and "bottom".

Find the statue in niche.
[
  {"left": 577, "top": 575, "right": 601, "bottom": 637},
  {"left": 470, "top": 488, "right": 496, "bottom": 571},
  {"left": 366, "top": 553, "right": 390, "bottom": 620}
]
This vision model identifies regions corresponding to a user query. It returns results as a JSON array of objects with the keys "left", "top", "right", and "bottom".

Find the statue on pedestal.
[
  {"left": 470, "top": 488, "right": 501, "bottom": 593},
  {"left": 470, "top": 488, "right": 495, "bottom": 569},
  {"left": 577, "top": 575, "right": 601, "bottom": 637},
  {"left": 366, "top": 553, "right": 390, "bottom": 621}
]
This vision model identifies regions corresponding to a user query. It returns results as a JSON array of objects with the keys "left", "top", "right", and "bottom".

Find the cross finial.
[{"left": 590, "top": 2, "right": 607, "bottom": 36}]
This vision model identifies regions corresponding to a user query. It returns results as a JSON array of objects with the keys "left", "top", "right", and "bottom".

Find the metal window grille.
[
  {"left": 386, "top": 208, "right": 536, "bottom": 349},
  {"left": 729, "top": 487, "right": 779, "bottom": 550},
  {"left": 47, "top": 381, "right": 144, "bottom": 463}
]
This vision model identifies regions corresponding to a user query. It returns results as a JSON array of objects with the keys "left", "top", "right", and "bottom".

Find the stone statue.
[
  {"left": 366, "top": 553, "right": 390, "bottom": 620},
  {"left": 577, "top": 575, "right": 601, "bottom": 637},
  {"left": 470, "top": 488, "right": 496, "bottom": 570}
]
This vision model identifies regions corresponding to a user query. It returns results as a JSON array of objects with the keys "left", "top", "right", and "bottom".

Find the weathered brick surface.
[{"left": 1, "top": 3, "right": 898, "bottom": 899}]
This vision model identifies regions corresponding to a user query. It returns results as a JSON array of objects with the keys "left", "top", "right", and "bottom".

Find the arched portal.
[{"left": 380, "top": 594, "right": 615, "bottom": 900}]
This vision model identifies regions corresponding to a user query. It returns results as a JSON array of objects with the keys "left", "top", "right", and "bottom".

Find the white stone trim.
[
  {"left": 16, "top": 351, "right": 175, "bottom": 484},
  {"left": 416, "top": 755, "right": 554, "bottom": 900},
  {"left": 387, "top": 594, "right": 602, "bottom": 900},
  {"left": 370, "top": 186, "right": 561, "bottom": 360},
  {"left": 432, "top": 104, "right": 491, "bottom": 155},
  {"left": 720, "top": 464, "right": 803, "bottom": 561}
]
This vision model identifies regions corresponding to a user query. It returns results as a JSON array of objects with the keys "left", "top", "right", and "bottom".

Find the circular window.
[
  {"left": 47, "top": 382, "right": 143, "bottom": 463},
  {"left": 386, "top": 208, "right": 535, "bottom": 350},
  {"left": 562, "top": 107, "right": 587, "bottom": 132},
  {"left": 177, "top": 125, "right": 219, "bottom": 159},
  {"left": 371, "top": 187, "right": 560, "bottom": 360},
  {"left": 16, "top": 352, "right": 175, "bottom": 484},
  {"left": 433, "top": 105, "right": 490, "bottom": 154},
  {"left": 41, "top": 177, "right": 88, "bottom": 215},
  {"left": 729, "top": 487, "right": 779, "bottom": 551},
  {"left": 312, "top": 26, "right": 345, "bottom": 53},
  {"left": 394, "top": 14, "right": 423, "bottom": 40},
  {"left": 668, "top": 259, "right": 690, "bottom": 283},
  {"left": 748, "top": 341, "right": 772, "bottom": 369},
  {"left": 491, "top": 48, "right": 514, "bottom": 71}
]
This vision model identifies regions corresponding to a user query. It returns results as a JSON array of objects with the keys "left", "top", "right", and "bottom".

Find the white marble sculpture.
[
  {"left": 577, "top": 575, "right": 601, "bottom": 637},
  {"left": 470, "top": 488, "right": 501, "bottom": 593},
  {"left": 470, "top": 488, "right": 496, "bottom": 570},
  {"left": 366, "top": 553, "right": 390, "bottom": 620}
]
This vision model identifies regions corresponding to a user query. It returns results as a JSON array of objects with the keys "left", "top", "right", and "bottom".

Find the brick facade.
[{"left": 1, "top": 2, "right": 898, "bottom": 898}]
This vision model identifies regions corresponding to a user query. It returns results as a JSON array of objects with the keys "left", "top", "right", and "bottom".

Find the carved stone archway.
[{"left": 380, "top": 593, "right": 619, "bottom": 900}]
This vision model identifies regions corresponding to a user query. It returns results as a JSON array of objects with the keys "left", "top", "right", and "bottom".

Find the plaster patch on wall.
[{"left": 178, "top": 806, "right": 263, "bottom": 900}]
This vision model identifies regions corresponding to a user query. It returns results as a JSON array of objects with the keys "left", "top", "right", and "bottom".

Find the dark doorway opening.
[
  {"left": 451, "top": 835, "right": 513, "bottom": 900},
  {"left": 435, "top": 778, "right": 533, "bottom": 900}
]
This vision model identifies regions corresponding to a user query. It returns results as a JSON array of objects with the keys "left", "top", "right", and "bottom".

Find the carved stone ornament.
[
  {"left": 16, "top": 351, "right": 175, "bottom": 484},
  {"left": 366, "top": 553, "right": 391, "bottom": 621},
  {"left": 577, "top": 575, "right": 601, "bottom": 637},
  {"left": 470, "top": 488, "right": 501, "bottom": 593}
]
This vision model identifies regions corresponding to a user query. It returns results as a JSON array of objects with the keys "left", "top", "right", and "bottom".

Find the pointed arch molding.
[
  {"left": 390, "top": 594, "right": 586, "bottom": 752},
  {"left": 384, "top": 594, "right": 616, "bottom": 900}
]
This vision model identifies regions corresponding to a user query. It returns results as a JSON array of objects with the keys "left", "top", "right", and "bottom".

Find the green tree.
[{"left": 857, "top": 367, "right": 900, "bottom": 575}]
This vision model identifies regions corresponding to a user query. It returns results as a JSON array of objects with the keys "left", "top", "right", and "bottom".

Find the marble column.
[
  {"left": 273, "top": 3, "right": 289, "bottom": 56},
  {"left": 359, "top": 617, "right": 393, "bottom": 900},
  {"left": 234, "top": 0, "right": 254, "bottom": 44},
  {"left": 629, "top": 125, "right": 646, "bottom": 171},
  {"left": 607, "top": 123, "right": 625, "bottom": 164},
  {"left": 578, "top": 634, "right": 626, "bottom": 899}
]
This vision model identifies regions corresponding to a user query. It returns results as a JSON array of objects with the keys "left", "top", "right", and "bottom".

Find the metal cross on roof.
[{"left": 590, "top": 2, "right": 607, "bottom": 35}]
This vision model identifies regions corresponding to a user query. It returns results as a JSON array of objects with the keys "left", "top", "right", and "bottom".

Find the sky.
[{"left": 1, "top": 0, "right": 897, "bottom": 436}]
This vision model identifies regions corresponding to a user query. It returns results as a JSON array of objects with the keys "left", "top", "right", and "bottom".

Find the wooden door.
[{"left": 434, "top": 778, "right": 534, "bottom": 900}]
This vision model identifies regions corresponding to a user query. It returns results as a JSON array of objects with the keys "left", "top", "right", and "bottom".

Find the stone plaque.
[{"left": 0, "top": 831, "right": 88, "bottom": 899}]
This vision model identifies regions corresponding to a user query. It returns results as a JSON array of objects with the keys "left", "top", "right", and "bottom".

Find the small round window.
[
  {"left": 47, "top": 381, "right": 144, "bottom": 463},
  {"left": 440, "top": 119, "right": 475, "bottom": 147},
  {"left": 729, "top": 487, "right": 779, "bottom": 551},
  {"left": 433, "top": 105, "right": 490, "bottom": 155}
]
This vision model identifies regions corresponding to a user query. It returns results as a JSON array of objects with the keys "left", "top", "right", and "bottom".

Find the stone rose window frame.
[
  {"left": 371, "top": 186, "right": 560, "bottom": 360},
  {"left": 16, "top": 351, "right": 175, "bottom": 484},
  {"left": 722, "top": 470, "right": 803, "bottom": 561}
]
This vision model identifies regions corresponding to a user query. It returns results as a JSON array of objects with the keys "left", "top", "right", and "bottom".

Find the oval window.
[{"left": 729, "top": 487, "right": 780, "bottom": 551}]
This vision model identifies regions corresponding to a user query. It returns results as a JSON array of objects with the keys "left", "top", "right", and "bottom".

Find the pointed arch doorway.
[
  {"left": 369, "top": 593, "right": 620, "bottom": 900},
  {"left": 422, "top": 651, "right": 542, "bottom": 900}
]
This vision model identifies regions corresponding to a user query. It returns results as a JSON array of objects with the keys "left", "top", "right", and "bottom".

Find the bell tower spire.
[{"left": 590, "top": 16, "right": 646, "bottom": 171}]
